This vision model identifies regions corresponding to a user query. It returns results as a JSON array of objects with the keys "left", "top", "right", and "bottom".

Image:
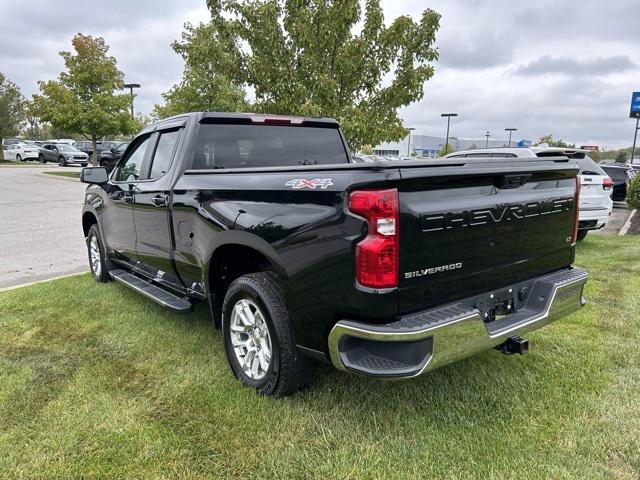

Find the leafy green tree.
[
  {"left": 615, "top": 149, "right": 628, "bottom": 163},
  {"left": 360, "top": 144, "right": 374, "bottom": 155},
  {"left": 438, "top": 144, "right": 455, "bottom": 157},
  {"left": 154, "top": 68, "right": 247, "bottom": 119},
  {"left": 0, "top": 73, "right": 26, "bottom": 160},
  {"left": 31, "top": 34, "right": 135, "bottom": 164},
  {"left": 535, "top": 134, "right": 575, "bottom": 148},
  {"left": 627, "top": 175, "right": 640, "bottom": 210},
  {"left": 167, "top": 0, "right": 440, "bottom": 150}
]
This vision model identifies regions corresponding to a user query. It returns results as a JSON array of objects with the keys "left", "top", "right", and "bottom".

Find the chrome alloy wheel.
[
  {"left": 230, "top": 298, "right": 272, "bottom": 380},
  {"left": 89, "top": 235, "right": 102, "bottom": 277}
]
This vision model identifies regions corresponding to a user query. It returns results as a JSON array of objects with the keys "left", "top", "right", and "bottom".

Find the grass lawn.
[
  {"left": 41, "top": 171, "right": 80, "bottom": 179},
  {"left": 0, "top": 235, "right": 638, "bottom": 478}
]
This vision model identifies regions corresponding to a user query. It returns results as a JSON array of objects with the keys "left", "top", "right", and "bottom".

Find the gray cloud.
[
  {"left": 1, "top": 0, "right": 639, "bottom": 148},
  {"left": 515, "top": 55, "right": 638, "bottom": 76}
]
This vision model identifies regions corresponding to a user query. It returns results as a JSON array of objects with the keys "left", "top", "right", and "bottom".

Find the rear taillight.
[
  {"left": 348, "top": 189, "right": 399, "bottom": 289},
  {"left": 603, "top": 177, "right": 613, "bottom": 190},
  {"left": 572, "top": 177, "right": 581, "bottom": 244}
]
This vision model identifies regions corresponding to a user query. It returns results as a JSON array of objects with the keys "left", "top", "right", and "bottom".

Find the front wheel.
[
  {"left": 39, "top": 154, "right": 47, "bottom": 164},
  {"left": 576, "top": 229, "right": 588, "bottom": 241},
  {"left": 222, "top": 272, "right": 311, "bottom": 396},
  {"left": 87, "top": 224, "right": 112, "bottom": 282},
  {"left": 59, "top": 156, "right": 66, "bottom": 166}
]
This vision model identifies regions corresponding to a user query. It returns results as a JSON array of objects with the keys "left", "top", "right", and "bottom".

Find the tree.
[
  {"left": 615, "top": 149, "right": 627, "bottom": 163},
  {"left": 438, "top": 144, "right": 455, "bottom": 157},
  {"left": 0, "top": 73, "right": 26, "bottom": 160},
  {"left": 167, "top": 0, "right": 440, "bottom": 150},
  {"left": 360, "top": 144, "right": 374, "bottom": 155},
  {"left": 535, "top": 134, "right": 575, "bottom": 148},
  {"left": 31, "top": 34, "right": 135, "bottom": 164},
  {"left": 154, "top": 67, "right": 247, "bottom": 119}
]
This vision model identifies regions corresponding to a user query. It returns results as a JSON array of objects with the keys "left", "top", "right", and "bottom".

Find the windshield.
[
  {"left": 191, "top": 123, "right": 349, "bottom": 169},
  {"left": 58, "top": 144, "right": 79, "bottom": 152}
]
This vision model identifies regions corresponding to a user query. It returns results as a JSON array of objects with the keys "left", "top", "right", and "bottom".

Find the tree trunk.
[
  {"left": 0, "top": 137, "right": 4, "bottom": 161},
  {"left": 91, "top": 135, "right": 98, "bottom": 166}
]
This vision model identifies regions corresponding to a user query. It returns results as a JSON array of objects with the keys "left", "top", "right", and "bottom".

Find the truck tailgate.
[{"left": 396, "top": 160, "right": 578, "bottom": 313}]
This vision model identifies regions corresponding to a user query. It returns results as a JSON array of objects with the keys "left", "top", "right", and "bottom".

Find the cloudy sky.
[{"left": 1, "top": 0, "right": 638, "bottom": 147}]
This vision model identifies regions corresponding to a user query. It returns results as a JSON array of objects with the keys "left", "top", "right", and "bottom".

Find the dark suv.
[
  {"left": 99, "top": 142, "right": 129, "bottom": 171},
  {"left": 601, "top": 165, "right": 636, "bottom": 201}
]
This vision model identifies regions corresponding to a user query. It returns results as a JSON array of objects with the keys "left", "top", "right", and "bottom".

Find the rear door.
[{"left": 397, "top": 160, "right": 578, "bottom": 312}]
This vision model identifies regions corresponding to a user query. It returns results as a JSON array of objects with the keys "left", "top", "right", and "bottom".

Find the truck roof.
[{"left": 146, "top": 112, "right": 339, "bottom": 132}]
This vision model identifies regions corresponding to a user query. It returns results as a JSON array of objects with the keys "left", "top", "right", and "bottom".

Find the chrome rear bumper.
[{"left": 328, "top": 267, "right": 588, "bottom": 378}]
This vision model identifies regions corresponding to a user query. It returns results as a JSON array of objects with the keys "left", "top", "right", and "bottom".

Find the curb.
[
  {"left": 0, "top": 270, "right": 88, "bottom": 293},
  {"left": 619, "top": 209, "right": 637, "bottom": 236}
]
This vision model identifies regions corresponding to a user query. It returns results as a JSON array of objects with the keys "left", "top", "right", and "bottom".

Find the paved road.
[
  {"left": 0, "top": 166, "right": 88, "bottom": 289},
  {"left": 591, "top": 202, "right": 632, "bottom": 236}
]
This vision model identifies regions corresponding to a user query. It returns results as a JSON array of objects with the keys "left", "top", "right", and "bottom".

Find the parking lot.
[{"left": 0, "top": 164, "right": 87, "bottom": 289}]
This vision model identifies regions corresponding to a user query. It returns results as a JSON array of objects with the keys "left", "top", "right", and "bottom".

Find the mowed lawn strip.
[
  {"left": 41, "top": 171, "right": 80, "bottom": 179},
  {"left": 0, "top": 235, "right": 638, "bottom": 479}
]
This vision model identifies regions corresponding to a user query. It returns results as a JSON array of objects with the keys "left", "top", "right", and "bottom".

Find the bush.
[{"left": 627, "top": 174, "right": 640, "bottom": 210}]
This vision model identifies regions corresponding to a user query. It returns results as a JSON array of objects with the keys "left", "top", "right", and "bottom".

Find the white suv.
[{"left": 445, "top": 147, "right": 613, "bottom": 240}]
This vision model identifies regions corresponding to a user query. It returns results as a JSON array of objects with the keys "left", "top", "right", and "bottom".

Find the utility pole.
[
  {"left": 441, "top": 113, "right": 458, "bottom": 155},
  {"left": 485, "top": 131, "right": 490, "bottom": 148},
  {"left": 505, "top": 127, "right": 517, "bottom": 147},
  {"left": 406, "top": 127, "right": 415, "bottom": 156},
  {"left": 123, "top": 83, "right": 141, "bottom": 118}
]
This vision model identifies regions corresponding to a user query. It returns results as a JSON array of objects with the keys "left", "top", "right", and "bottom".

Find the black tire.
[
  {"left": 59, "top": 156, "right": 67, "bottom": 166},
  {"left": 81, "top": 163, "right": 88, "bottom": 167},
  {"left": 576, "top": 229, "right": 588, "bottom": 241},
  {"left": 39, "top": 154, "right": 47, "bottom": 164},
  {"left": 222, "top": 272, "right": 311, "bottom": 397},
  {"left": 87, "top": 224, "right": 112, "bottom": 282},
  {"left": 16, "top": 154, "right": 23, "bottom": 162}
]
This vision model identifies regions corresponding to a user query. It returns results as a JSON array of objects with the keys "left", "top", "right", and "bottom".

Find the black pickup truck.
[{"left": 80, "top": 112, "right": 587, "bottom": 396}]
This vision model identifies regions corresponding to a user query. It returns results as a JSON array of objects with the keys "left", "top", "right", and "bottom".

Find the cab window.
[{"left": 148, "top": 129, "right": 180, "bottom": 179}]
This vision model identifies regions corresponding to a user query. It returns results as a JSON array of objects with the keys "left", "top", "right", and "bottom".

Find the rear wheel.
[
  {"left": 16, "top": 154, "right": 23, "bottom": 162},
  {"left": 87, "top": 224, "right": 112, "bottom": 282},
  {"left": 222, "top": 272, "right": 311, "bottom": 396},
  {"left": 576, "top": 230, "right": 588, "bottom": 241}
]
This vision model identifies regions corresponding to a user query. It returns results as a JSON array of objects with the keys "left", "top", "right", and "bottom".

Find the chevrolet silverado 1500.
[{"left": 80, "top": 112, "right": 587, "bottom": 396}]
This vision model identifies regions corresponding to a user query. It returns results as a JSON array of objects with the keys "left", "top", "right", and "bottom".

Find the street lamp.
[
  {"left": 406, "top": 127, "right": 416, "bottom": 156},
  {"left": 485, "top": 131, "right": 491, "bottom": 148},
  {"left": 123, "top": 83, "right": 141, "bottom": 117},
  {"left": 505, "top": 127, "right": 518, "bottom": 147},
  {"left": 441, "top": 113, "right": 458, "bottom": 154}
]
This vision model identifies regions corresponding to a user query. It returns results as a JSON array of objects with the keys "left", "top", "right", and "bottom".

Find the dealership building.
[{"left": 372, "top": 134, "right": 532, "bottom": 157}]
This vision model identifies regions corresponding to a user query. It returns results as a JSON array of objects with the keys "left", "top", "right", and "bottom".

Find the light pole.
[
  {"left": 505, "top": 127, "right": 517, "bottom": 147},
  {"left": 406, "top": 127, "right": 416, "bottom": 156},
  {"left": 485, "top": 131, "right": 490, "bottom": 148},
  {"left": 123, "top": 83, "right": 141, "bottom": 117},
  {"left": 441, "top": 113, "right": 458, "bottom": 155}
]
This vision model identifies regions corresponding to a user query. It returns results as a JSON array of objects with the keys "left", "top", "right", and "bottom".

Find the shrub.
[{"left": 627, "top": 174, "right": 640, "bottom": 210}]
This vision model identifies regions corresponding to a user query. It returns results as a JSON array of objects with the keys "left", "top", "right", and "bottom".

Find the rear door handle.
[{"left": 151, "top": 194, "right": 167, "bottom": 207}]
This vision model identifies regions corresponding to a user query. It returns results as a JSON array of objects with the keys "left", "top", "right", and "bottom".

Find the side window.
[
  {"left": 149, "top": 129, "right": 180, "bottom": 179},
  {"left": 115, "top": 136, "right": 150, "bottom": 182}
]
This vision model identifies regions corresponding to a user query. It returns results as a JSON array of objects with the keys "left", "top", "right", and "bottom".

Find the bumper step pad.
[{"left": 110, "top": 269, "right": 193, "bottom": 313}]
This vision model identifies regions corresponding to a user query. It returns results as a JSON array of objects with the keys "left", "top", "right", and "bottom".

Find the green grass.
[
  {"left": 41, "top": 171, "right": 80, "bottom": 179},
  {"left": 0, "top": 235, "right": 638, "bottom": 478}
]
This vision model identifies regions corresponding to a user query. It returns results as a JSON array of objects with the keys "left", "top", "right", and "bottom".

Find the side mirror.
[{"left": 80, "top": 166, "right": 109, "bottom": 184}]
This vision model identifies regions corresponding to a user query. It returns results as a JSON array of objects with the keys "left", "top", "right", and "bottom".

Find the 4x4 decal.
[{"left": 285, "top": 178, "right": 334, "bottom": 189}]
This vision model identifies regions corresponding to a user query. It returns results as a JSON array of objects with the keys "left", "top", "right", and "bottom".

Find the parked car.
[
  {"left": 2, "top": 138, "right": 23, "bottom": 150},
  {"left": 99, "top": 141, "right": 129, "bottom": 171},
  {"left": 38, "top": 143, "right": 89, "bottom": 166},
  {"left": 80, "top": 112, "right": 587, "bottom": 396},
  {"left": 4, "top": 143, "right": 40, "bottom": 162},
  {"left": 446, "top": 147, "right": 613, "bottom": 240},
  {"left": 45, "top": 138, "right": 76, "bottom": 145},
  {"left": 601, "top": 165, "right": 636, "bottom": 201}
]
